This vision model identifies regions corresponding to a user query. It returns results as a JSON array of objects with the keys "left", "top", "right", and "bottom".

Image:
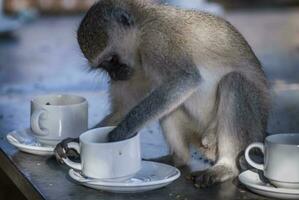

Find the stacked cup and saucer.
[
  {"left": 7, "top": 94, "right": 88, "bottom": 156},
  {"left": 6, "top": 94, "right": 180, "bottom": 193},
  {"left": 62, "top": 127, "right": 180, "bottom": 193},
  {"left": 239, "top": 133, "right": 299, "bottom": 199}
]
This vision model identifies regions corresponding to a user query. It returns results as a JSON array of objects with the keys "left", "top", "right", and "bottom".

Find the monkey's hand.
[
  {"left": 108, "top": 129, "right": 123, "bottom": 142},
  {"left": 54, "top": 137, "right": 79, "bottom": 164},
  {"left": 108, "top": 127, "right": 136, "bottom": 142}
]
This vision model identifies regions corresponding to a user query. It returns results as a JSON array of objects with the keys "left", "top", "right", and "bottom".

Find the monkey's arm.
[
  {"left": 94, "top": 112, "right": 123, "bottom": 128},
  {"left": 108, "top": 71, "right": 201, "bottom": 141}
]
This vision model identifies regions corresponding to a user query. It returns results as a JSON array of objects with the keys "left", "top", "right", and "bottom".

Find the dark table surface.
[{"left": 1, "top": 8, "right": 299, "bottom": 200}]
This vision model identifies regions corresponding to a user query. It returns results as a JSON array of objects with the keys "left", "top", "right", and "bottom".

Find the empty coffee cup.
[
  {"left": 245, "top": 133, "right": 299, "bottom": 189},
  {"left": 62, "top": 127, "right": 141, "bottom": 180},
  {"left": 30, "top": 94, "right": 88, "bottom": 146}
]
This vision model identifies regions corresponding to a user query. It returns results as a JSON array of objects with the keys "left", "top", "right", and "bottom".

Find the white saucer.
[
  {"left": 69, "top": 161, "right": 181, "bottom": 193},
  {"left": 239, "top": 170, "right": 299, "bottom": 199},
  {"left": 6, "top": 128, "right": 54, "bottom": 156}
]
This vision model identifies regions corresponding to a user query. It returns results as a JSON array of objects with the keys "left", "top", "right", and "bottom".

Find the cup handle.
[
  {"left": 62, "top": 142, "right": 82, "bottom": 171},
  {"left": 31, "top": 110, "right": 48, "bottom": 136},
  {"left": 245, "top": 142, "right": 265, "bottom": 171}
]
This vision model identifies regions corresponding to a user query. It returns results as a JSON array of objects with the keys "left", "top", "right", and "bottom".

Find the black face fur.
[{"left": 98, "top": 54, "right": 134, "bottom": 81}]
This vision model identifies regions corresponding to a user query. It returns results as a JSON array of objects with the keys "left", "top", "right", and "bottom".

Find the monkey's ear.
[{"left": 112, "top": 8, "right": 135, "bottom": 27}]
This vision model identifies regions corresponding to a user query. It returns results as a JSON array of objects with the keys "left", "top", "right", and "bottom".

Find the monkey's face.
[{"left": 77, "top": 2, "right": 135, "bottom": 81}]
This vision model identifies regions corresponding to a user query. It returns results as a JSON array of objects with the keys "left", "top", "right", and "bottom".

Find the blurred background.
[
  {"left": 2, "top": 0, "right": 299, "bottom": 14},
  {"left": 0, "top": 0, "right": 299, "bottom": 199}
]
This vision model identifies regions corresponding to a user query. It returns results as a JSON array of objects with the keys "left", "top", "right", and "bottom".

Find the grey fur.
[
  {"left": 56, "top": 0, "right": 270, "bottom": 187},
  {"left": 108, "top": 71, "right": 201, "bottom": 141}
]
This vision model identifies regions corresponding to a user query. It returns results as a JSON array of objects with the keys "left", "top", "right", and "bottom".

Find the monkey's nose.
[{"left": 109, "top": 55, "right": 119, "bottom": 65}]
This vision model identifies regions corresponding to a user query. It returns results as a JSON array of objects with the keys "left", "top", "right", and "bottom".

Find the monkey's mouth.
[
  {"left": 97, "top": 55, "right": 134, "bottom": 81},
  {"left": 107, "top": 65, "right": 134, "bottom": 81}
]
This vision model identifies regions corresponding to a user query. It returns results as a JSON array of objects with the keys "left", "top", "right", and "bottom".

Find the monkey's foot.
[
  {"left": 192, "top": 165, "right": 235, "bottom": 188},
  {"left": 54, "top": 137, "right": 79, "bottom": 164}
]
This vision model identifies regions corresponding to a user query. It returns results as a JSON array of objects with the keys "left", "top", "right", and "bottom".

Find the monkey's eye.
[{"left": 112, "top": 8, "right": 134, "bottom": 27}]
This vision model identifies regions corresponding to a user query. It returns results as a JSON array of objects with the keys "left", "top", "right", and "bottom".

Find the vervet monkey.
[{"left": 55, "top": 0, "right": 269, "bottom": 187}]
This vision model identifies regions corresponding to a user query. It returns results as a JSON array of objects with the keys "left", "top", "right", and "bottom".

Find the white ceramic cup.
[
  {"left": 245, "top": 133, "right": 299, "bottom": 189},
  {"left": 62, "top": 127, "right": 141, "bottom": 180},
  {"left": 30, "top": 94, "right": 88, "bottom": 146}
]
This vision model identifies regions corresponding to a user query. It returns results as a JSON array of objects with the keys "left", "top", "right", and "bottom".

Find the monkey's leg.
[
  {"left": 197, "top": 128, "right": 217, "bottom": 162},
  {"left": 142, "top": 108, "right": 190, "bottom": 166},
  {"left": 194, "top": 72, "right": 267, "bottom": 187},
  {"left": 160, "top": 107, "right": 191, "bottom": 167}
]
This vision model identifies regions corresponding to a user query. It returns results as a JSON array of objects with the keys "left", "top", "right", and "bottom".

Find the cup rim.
[
  {"left": 79, "top": 126, "right": 139, "bottom": 145},
  {"left": 267, "top": 176, "right": 299, "bottom": 184},
  {"left": 31, "top": 94, "right": 87, "bottom": 107},
  {"left": 266, "top": 133, "right": 299, "bottom": 147}
]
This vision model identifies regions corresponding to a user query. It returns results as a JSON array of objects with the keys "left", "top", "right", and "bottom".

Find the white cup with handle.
[
  {"left": 245, "top": 133, "right": 299, "bottom": 189},
  {"left": 30, "top": 94, "right": 88, "bottom": 146},
  {"left": 62, "top": 127, "right": 141, "bottom": 181}
]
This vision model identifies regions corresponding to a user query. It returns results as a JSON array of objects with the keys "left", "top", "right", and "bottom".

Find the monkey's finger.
[
  {"left": 54, "top": 137, "right": 79, "bottom": 160},
  {"left": 54, "top": 144, "right": 68, "bottom": 164},
  {"left": 55, "top": 154, "right": 65, "bottom": 164},
  {"left": 107, "top": 131, "right": 121, "bottom": 142}
]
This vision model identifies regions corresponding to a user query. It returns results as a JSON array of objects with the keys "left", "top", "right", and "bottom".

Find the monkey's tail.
[{"left": 214, "top": 71, "right": 270, "bottom": 170}]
